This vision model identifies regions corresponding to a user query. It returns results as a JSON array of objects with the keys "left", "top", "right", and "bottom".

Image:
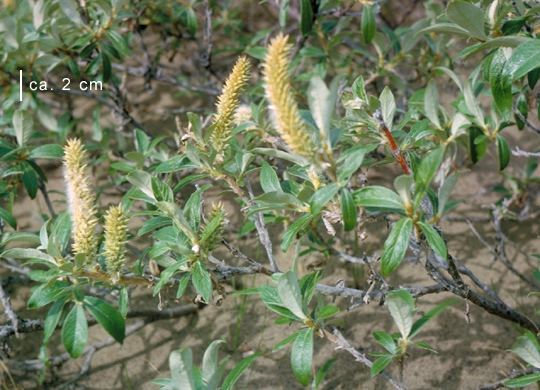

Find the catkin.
[
  {"left": 63, "top": 139, "right": 98, "bottom": 263},
  {"left": 103, "top": 205, "right": 128, "bottom": 280},
  {"left": 211, "top": 56, "right": 251, "bottom": 154},
  {"left": 263, "top": 34, "right": 315, "bottom": 157}
]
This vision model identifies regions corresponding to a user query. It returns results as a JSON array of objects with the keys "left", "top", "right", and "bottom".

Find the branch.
[
  {"left": 0, "top": 283, "right": 18, "bottom": 337},
  {"left": 325, "top": 327, "right": 406, "bottom": 390}
]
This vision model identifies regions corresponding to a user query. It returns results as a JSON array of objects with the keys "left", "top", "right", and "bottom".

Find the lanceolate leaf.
[
  {"left": 222, "top": 353, "right": 259, "bottom": 390},
  {"left": 370, "top": 354, "right": 393, "bottom": 377},
  {"left": 361, "top": 5, "right": 376, "bottom": 44},
  {"left": 300, "top": 0, "right": 314, "bottom": 36},
  {"left": 354, "top": 186, "right": 405, "bottom": 213},
  {"left": 340, "top": 188, "right": 357, "bottom": 231},
  {"left": 505, "top": 39, "right": 540, "bottom": 80},
  {"left": 381, "top": 218, "right": 413, "bottom": 276},
  {"left": 61, "top": 304, "right": 88, "bottom": 358},
  {"left": 169, "top": 348, "right": 196, "bottom": 390},
  {"left": 386, "top": 289, "right": 415, "bottom": 339},
  {"left": 202, "top": 340, "right": 225, "bottom": 387},
  {"left": 260, "top": 161, "right": 282, "bottom": 193},
  {"left": 418, "top": 222, "right": 447, "bottom": 260},
  {"left": 511, "top": 331, "right": 540, "bottom": 369},
  {"left": 497, "top": 135, "right": 510, "bottom": 171},
  {"left": 505, "top": 372, "right": 540, "bottom": 388},
  {"left": 291, "top": 328, "right": 314, "bottom": 385},
  {"left": 490, "top": 48, "right": 512, "bottom": 115},
  {"left": 277, "top": 271, "right": 307, "bottom": 320},
  {"left": 83, "top": 296, "right": 125, "bottom": 343},
  {"left": 192, "top": 261, "right": 212, "bottom": 303},
  {"left": 446, "top": 0, "right": 486, "bottom": 40}
]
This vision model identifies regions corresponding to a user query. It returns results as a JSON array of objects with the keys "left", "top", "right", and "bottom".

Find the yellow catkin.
[
  {"left": 211, "top": 56, "right": 251, "bottom": 154},
  {"left": 63, "top": 139, "right": 98, "bottom": 262},
  {"left": 263, "top": 34, "right": 315, "bottom": 158},
  {"left": 103, "top": 205, "right": 128, "bottom": 280}
]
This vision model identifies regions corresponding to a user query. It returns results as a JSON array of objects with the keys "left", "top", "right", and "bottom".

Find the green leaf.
[
  {"left": 192, "top": 261, "right": 212, "bottom": 303},
  {"left": 373, "top": 331, "right": 398, "bottom": 355},
  {"left": 13, "top": 110, "right": 33, "bottom": 147},
  {"left": 419, "top": 22, "right": 470, "bottom": 37},
  {"left": 505, "top": 372, "right": 540, "bottom": 388},
  {"left": 29, "top": 144, "right": 63, "bottom": 159},
  {"left": 409, "top": 299, "right": 456, "bottom": 339},
  {"left": 202, "top": 340, "right": 225, "bottom": 388},
  {"left": 379, "top": 87, "right": 396, "bottom": 126},
  {"left": 438, "top": 174, "right": 458, "bottom": 216},
  {"left": 464, "top": 82, "right": 485, "bottom": 127},
  {"left": 222, "top": 353, "right": 259, "bottom": 390},
  {"left": 281, "top": 214, "right": 313, "bottom": 252},
  {"left": 169, "top": 348, "right": 196, "bottom": 390},
  {"left": 416, "top": 146, "right": 444, "bottom": 191},
  {"left": 176, "top": 273, "right": 191, "bottom": 299},
  {"left": 300, "top": 0, "right": 314, "bottom": 36},
  {"left": 43, "top": 300, "right": 65, "bottom": 344},
  {"left": 386, "top": 289, "right": 415, "bottom": 339},
  {"left": 512, "top": 331, "right": 540, "bottom": 369},
  {"left": 0, "top": 207, "right": 16, "bottom": 229},
  {"left": 424, "top": 80, "right": 441, "bottom": 128},
  {"left": 490, "top": 49, "right": 512, "bottom": 115},
  {"left": 83, "top": 296, "right": 125, "bottom": 343},
  {"left": 61, "top": 304, "right": 88, "bottom": 358},
  {"left": 308, "top": 76, "right": 336, "bottom": 140},
  {"left": 291, "top": 328, "right": 314, "bottom": 385},
  {"left": 277, "top": 271, "right": 307, "bottom": 320},
  {"left": 505, "top": 39, "right": 540, "bottom": 80},
  {"left": 340, "top": 188, "right": 357, "bottom": 231},
  {"left": 381, "top": 218, "right": 413, "bottom": 276},
  {"left": 119, "top": 288, "right": 129, "bottom": 318},
  {"left": 361, "top": 5, "right": 376, "bottom": 44},
  {"left": 446, "top": 0, "right": 486, "bottom": 40},
  {"left": 316, "top": 304, "right": 339, "bottom": 320},
  {"left": 497, "top": 135, "right": 510, "bottom": 171},
  {"left": 154, "top": 156, "right": 190, "bottom": 174},
  {"left": 27, "top": 281, "right": 70, "bottom": 309},
  {"left": 370, "top": 354, "right": 394, "bottom": 377},
  {"left": 260, "top": 161, "right": 282, "bottom": 193},
  {"left": 310, "top": 183, "right": 339, "bottom": 214},
  {"left": 354, "top": 186, "right": 404, "bottom": 213},
  {"left": 418, "top": 222, "right": 447, "bottom": 260},
  {"left": 2, "top": 248, "right": 55, "bottom": 265},
  {"left": 337, "top": 144, "right": 375, "bottom": 182}
]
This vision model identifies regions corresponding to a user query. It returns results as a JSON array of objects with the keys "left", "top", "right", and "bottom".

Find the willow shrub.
[{"left": 1, "top": 0, "right": 540, "bottom": 388}]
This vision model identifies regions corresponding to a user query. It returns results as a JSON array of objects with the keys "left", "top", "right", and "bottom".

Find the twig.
[
  {"left": 246, "top": 180, "right": 280, "bottom": 272},
  {"left": 0, "top": 283, "right": 18, "bottom": 337},
  {"left": 512, "top": 146, "right": 540, "bottom": 158},
  {"left": 374, "top": 110, "right": 411, "bottom": 174},
  {"left": 325, "top": 327, "right": 406, "bottom": 390}
]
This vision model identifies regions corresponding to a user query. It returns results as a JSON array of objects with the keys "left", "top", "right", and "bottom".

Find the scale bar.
[{"left": 19, "top": 70, "right": 22, "bottom": 102}]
